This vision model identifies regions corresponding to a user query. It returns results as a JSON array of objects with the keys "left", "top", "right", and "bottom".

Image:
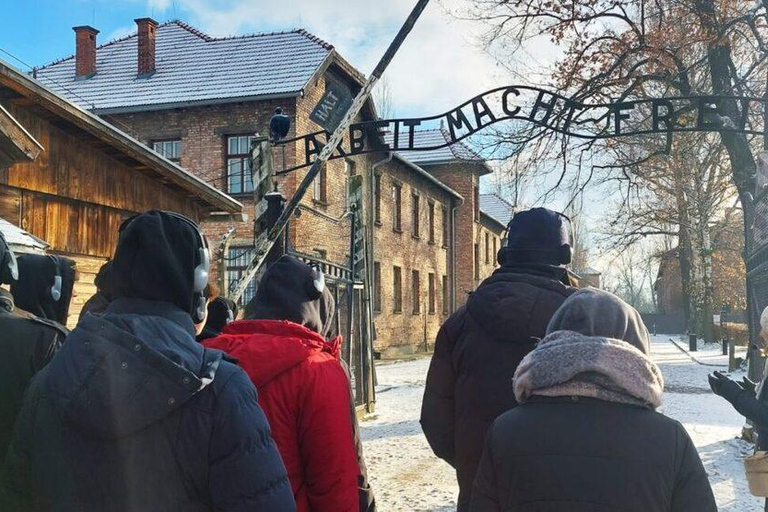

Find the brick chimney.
[
  {"left": 73, "top": 25, "right": 99, "bottom": 79},
  {"left": 135, "top": 18, "right": 158, "bottom": 77}
]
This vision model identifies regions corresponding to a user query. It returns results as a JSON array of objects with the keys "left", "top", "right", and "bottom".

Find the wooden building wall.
[{"left": 0, "top": 102, "right": 206, "bottom": 326}]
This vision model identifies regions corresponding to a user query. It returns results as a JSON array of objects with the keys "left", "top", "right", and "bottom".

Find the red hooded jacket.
[{"left": 203, "top": 319, "right": 358, "bottom": 512}]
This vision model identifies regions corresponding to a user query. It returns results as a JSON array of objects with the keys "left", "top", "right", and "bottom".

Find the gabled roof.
[
  {"left": 35, "top": 21, "right": 334, "bottom": 113},
  {"left": 479, "top": 193, "right": 515, "bottom": 228},
  {"left": 0, "top": 58, "right": 241, "bottom": 214},
  {"left": 387, "top": 128, "right": 492, "bottom": 174}
]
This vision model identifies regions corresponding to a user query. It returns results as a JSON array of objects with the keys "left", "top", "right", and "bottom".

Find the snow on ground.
[
  {"left": 361, "top": 357, "right": 457, "bottom": 511},
  {"left": 360, "top": 336, "right": 764, "bottom": 511}
]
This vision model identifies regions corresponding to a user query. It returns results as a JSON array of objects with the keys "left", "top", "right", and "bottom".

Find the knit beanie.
[{"left": 244, "top": 255, "right": 327, "bottom": 334}]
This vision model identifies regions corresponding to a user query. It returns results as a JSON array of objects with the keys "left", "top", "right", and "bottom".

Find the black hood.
[
  {"left": 45, "top": 298, "right": 224, "bottom": 439},
  {"left": 466, "top": 264, "right": 574, "bottom": 344},
  {"left": 196, "top": 296, "right": 238, "bottom": 342},
  {"left": 112, "top": 211, "right": 201, "bottom": 318},
  {"left": 94, "top": 260, "right": 114, "bottom": 300},
  {"left": 11, "top": 254, "right": 76, "bottom": 324},
  {"left": 245, "top": 255, "right": 327, "bottom": 334}
]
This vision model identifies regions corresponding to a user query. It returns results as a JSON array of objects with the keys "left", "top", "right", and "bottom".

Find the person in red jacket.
[{"left": 204, "top": 255, "right": 359, "bottom": 512}]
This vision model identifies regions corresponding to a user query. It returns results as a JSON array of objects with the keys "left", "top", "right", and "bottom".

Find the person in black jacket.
[
  {"left": 0, "top": 211, "right": 295, "bottom": 512},
  {"left": 79, "top": 260, "right": 113, "bottom": 321},
  {"left": 471, "top": 288, "right": 716, "bottom": 511},
  {"left": 421, "top": 207, "right": 576, "bottom": 510},
  {"left": 196, "top": 295, "right": 237, "bottom": 342},
  {"left": 710, "top": 305, "right": 768, "bottom": 510},
  {"left": 11, "top": 254, "right": 77, "bottom": 326},
  {"left": 0, "top": 234, "right": 69, "bottom": 465}
]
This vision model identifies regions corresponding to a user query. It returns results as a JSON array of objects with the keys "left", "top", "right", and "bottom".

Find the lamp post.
[{"left": 721, "top": 303, "right": 729, "bottom": 355}]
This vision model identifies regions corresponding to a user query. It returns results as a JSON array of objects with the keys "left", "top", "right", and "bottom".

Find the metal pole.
[
  {"left": 345, "top": 208, "right": 357, "bottom": 368},
  {"left": 229, "top": 0, "right": 432, "bottom": 303}
]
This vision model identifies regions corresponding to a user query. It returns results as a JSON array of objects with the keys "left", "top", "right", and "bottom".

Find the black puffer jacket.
[
  {"left": 0, "top": 298, "right": 295, "bottom": 512},
  {"left": 0, "top": 289, "right": 67, "bottom": 464},
  {"left": 471, "top": 397, "right": 716, "bottom": 511},
  {"left": 421, "top": 264, "right": 575, "bottom": 511}
]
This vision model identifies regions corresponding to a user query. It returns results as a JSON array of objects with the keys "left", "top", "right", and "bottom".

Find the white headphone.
[
  {"left": 163, "top": 212, "right": 210, "bottom": 324},
  {"left": 48, "top": 256, "right": 62, "bottom": 302}
]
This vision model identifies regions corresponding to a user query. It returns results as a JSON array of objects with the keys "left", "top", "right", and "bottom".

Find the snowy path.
[{"left": 360, "top": 336, "right": 764, "bottom": 511}]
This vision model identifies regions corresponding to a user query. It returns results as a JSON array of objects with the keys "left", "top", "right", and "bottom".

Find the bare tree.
[{"left": 462, "top": 0, "right": 768, "bottom": 339}]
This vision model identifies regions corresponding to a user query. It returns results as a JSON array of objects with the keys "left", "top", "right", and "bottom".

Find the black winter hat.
[
  {"left": 498, "top": 207, "right": 572, "bottom": 266},
  {"left": 206, "top": 296, "right": 238, "bottom": 333},
  {"left": 94, "top": 260, "right": 114, "bottom": 301},
  {"left": 112, "top": 211, "right": 203, "bottom": 317},
  {"left": 11, "top": 254, "right": 77, "bottom": 324},
  {"left": 244, "top": 255, "right": 327, "bottom": 334}
]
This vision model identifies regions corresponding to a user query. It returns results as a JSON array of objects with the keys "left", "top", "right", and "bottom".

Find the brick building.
[
  {"left": 395, "top": 130, "right": 501, "bottom": 306},
  {"left": 36, "top": 19, "right": 510, "bottom": 355}
]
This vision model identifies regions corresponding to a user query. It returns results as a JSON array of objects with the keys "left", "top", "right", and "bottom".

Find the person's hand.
[
  {"left": 708, "top": 371, "right": 743, "bottom": 402},
  {"left": 739, "top": 376, "right": 758, "bottom": 395}
]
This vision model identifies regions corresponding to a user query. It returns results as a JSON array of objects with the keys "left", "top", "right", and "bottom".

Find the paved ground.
[{"left": 360, "top": 336, "right": 764, "bottom": 511}]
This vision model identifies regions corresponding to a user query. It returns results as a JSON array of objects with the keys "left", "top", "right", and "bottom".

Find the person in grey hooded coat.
[{"left": 471, "top": 288, "right": 716, "bottom": 512}]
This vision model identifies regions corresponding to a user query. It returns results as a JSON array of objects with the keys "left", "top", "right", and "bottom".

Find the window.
[
  {"left": 374, "top": 262, "right": 382, "bottom": 312},
  {"left": 393, "top": 266, "right": 402, "bottom": 313},
  {"left": 345, "top": 159, "right": 357, "bottom": 176},
  {"left": 227, "top": 246, "right": 257, "bottom": 306},
  {"left": 313, "top": 164, "right": 327, "bottom": 203},
  {"left": 411, "top": 192, "right": 420, "bottom": 238},
  {"left": 374, "top": 174, "right": 382, "bottom": 224},
  {"left": 226, "top": 135, "right": 254, "bottom": 195},
  {"left": 412, "top": 270, "right": 420, "bottom": 315},
  {"left": 428, "top": 273, "right": 436, "bottom": 314},
  {"left": 153, "top": 140, "right": 181, "bottom": 162},
  {"left": 474, "top": 243, "right": 480, "bottom": 281},
  {"left": 428, "top": 201, "right": 435, "bottom": 244},
  {"left": 492, "top": 236, "right": 498, "bottom": 264},
  {"left": 473, "top": 185, "right": 479, "bottom": 221},
  {"left": 442, "top": 275, "right": 449, "bottom": 314},
  {"left": 485, "top": 232, "right": 490, "bottom": 264},
  {"left": 442, "top": 206, "right": 449, "bottom": 248},
  {"left": 392, "top": 183, "right": 402, "bottom": 232}
]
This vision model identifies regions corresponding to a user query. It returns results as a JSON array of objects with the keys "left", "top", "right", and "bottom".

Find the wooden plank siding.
[
  {"left": 0, "top": 102, "right": 214, "bottom": 327},
  {"left": 4, "top": 104, "right": 201, "bottom": 218},
  {"left": 59, "top": 253, "right": 107, "bottom": 328}
]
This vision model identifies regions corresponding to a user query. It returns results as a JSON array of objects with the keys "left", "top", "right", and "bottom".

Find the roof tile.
[{"left": 35, "top": 21, "right": 332, "bottom": 112}]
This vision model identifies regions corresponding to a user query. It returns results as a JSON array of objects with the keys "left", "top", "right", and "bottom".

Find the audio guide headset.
[
  {"left": 119, "top": 211, "right": 210, "bottom": 323},
  {"left": 48, "top": 255, "right": 62, "bottom": 302},
  {"left": 498, "top": 209, "right": 574, "bottom": 266},
  {"left": 554, "top": 210, "right": 574, "bottom": 265}
]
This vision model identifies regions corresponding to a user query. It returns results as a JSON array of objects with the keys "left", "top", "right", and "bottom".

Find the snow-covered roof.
[
  {"left": 479, "top": 193, "right": 514, "bottom": 228},
  {"left": 35, "top": 21, "right": 333, "bottom": 113},
  {"left": 386, "top": 129, "right": 492, "bottom": 174},
  {"left": 574, "top": 267, "right": 602, "bottom": 276},
  {"left": 0, "top": 218, "right": 47, "bottom": 254}
]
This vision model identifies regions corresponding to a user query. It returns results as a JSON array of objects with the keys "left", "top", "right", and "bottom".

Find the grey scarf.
[{"left": 514, "top": 330, "right": 664, "bottom": 409}]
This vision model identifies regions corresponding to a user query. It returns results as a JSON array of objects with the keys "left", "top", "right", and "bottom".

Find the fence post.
[{"left": 689, "top": 333, "right": 698, "bottom": 352}]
